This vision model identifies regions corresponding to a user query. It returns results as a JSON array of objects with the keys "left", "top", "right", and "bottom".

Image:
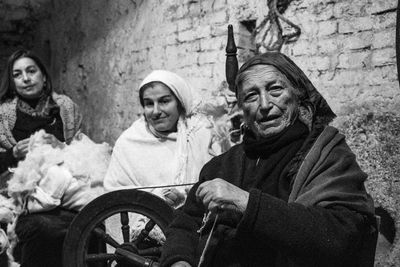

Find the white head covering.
[
  {"left": 139, "top": 70, "right": 196, "bottom": 115},
  {"left": 138, "top": 70, "right": 205, "bottom": 184}
]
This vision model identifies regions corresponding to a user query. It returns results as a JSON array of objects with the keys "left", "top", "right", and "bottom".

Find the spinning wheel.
[{"left": 62, "top": 189, "right": 174, "bottom": 267}]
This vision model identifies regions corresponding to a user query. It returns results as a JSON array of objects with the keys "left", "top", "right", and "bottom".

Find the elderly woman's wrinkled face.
[
  {"left": 238, "top": 65, "right": 299, "bottom": 139},
  {"left": 12, "top": 57, "right": 46, "bottom": 99},
  {"left": 142, "top": 82, "right": 181, "bottom": 133}
]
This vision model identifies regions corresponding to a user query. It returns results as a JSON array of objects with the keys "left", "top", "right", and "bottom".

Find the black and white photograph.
[{"left": 0, "top": 0, "right": 398, "bottom": 266}]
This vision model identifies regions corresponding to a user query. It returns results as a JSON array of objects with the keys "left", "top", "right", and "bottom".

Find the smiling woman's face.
[
  {"left": 237, "top": 64, "right": 299, "bottom": 139},
  {"left": 142, "top": 82, "right": 181, "bottom": 133},
  {"left": 12, "top": 57, "right": 46, "bottom": 99}
]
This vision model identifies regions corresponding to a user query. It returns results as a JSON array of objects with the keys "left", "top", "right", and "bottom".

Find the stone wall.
[
  {"left": 0, "top": 0, "right": 52, "bottom": 74},
  {"left": 0, "top": 1, "right": 34, "bottom": 74}
]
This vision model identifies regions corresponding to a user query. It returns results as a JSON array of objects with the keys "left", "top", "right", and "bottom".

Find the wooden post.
[{"left": 225, "top": 24, "right": 238, "bottom": 93}]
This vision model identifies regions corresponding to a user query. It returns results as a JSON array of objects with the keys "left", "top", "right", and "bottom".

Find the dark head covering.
[{"left": 235, "top": 52, "right": 336, "bottom": 125}]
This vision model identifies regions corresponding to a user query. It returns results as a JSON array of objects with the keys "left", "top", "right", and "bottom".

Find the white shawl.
[{"left": 104, "top": 70, "right": 219, "bottom": 195}]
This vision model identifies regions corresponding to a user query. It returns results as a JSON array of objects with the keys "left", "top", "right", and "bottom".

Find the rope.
[{"left": 255, "top": 0, "right": 301, "bottom": 52}]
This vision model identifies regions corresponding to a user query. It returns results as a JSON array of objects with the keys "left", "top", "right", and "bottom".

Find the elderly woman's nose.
[{"left": 259, "top": 93, "right": 272, "bottom": 110}]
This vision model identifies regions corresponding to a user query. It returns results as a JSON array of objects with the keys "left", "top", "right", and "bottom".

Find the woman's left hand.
[
  {"left": 42, "top": 133, "right": 65, "bottom": 148},
  {"left": 162, "top": 188, "right": 186, "bottom": 207},
  {"left": 195, "top": 178, "right": 249, "bottom": 214}
]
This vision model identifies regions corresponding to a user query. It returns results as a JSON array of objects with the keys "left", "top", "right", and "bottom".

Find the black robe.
[{"left": 160, "top": 126, "right": 375, "bottom": 267}]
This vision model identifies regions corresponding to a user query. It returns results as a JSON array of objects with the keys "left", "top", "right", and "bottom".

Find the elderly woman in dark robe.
[{"left": 160, "top": 52, "right": 376, "bottom": 267}]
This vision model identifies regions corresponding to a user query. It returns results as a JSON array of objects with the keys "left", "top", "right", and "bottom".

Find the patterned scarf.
[
  {"left": 17, "top": 93, "right": 59, "bottom": 119},
  {"left": 0, "top": 93, "right": 82, "bottom": 152}
]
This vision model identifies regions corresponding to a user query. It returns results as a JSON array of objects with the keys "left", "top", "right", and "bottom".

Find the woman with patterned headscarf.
[
  {"left": 104, "top": 70, "right": 222, "bottom": 207},
  {"left": 161, "top": 52, "right": 376, "bottom": 267}
]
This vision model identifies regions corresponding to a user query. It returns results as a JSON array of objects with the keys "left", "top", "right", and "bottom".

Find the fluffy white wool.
[
  {"left": 8, "top": 130, "right": 111, "bottom": 210},
  {"left": 2, "top": 130, "right": 111, "bottom": 266},
  {"left": 0, "top": 195, "right": 16, "bottom": 224},
  {"left": 198, "top": 88, "right": 242, "bottom": 149}
]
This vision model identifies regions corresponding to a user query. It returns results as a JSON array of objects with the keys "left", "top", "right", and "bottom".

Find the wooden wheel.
[{"left": 63, "top": 189, "right": 174, "bottom": 267}]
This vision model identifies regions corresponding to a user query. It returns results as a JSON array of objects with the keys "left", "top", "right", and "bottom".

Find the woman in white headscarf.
[{"left": 104, "top": 70, "right": 221, "bottom": 207}]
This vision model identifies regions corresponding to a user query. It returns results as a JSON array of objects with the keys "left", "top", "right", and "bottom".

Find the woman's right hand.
[
  {"left": 12, "top": 138, "right": 30, "bottom": 159},
  {"left": 171, "top": 261, "right": 192, "bottom": 267}
]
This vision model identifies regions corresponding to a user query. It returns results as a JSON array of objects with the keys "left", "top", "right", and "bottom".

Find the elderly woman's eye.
[
  {"left": 269, "top": 86, "right": 283, "bottom": 96},
  {"left": 269, "top": 85, "right": 283, "bottom": 91},
  {"left": 244, "top": 92, "right": 258, "bottom": 102}
]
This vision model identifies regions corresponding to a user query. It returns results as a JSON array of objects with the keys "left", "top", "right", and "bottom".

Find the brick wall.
[
  {"left": 280, "top": 0, "right": 398, "bottom": 112},
  {"left": 0, "top": 0, "right": 52, "bottom": 76},
  {"left": 0, "top": 1, "right": 33, "bottom": 74},
  {"left": 42, "top": 0, "right": 236, "bottom": 143}
]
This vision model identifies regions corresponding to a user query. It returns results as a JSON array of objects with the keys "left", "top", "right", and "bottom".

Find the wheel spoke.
[
  {"left": 120, "top": 211, "right": 130, "bottom": 243},
  {"left": 93, "top": 227, "right": 120, "bottom": 248},
  {"left": 134, "top": 219, "right": 156, "bottom": 246},
  {"left": 139, "top": 246, "right": 162, "bottom": 257},
  {"left": 86, "top": 253, "right": 116, "bottom": 262},
  {"left": 115, "top": 247, "right": 158, "bottom": 266}
]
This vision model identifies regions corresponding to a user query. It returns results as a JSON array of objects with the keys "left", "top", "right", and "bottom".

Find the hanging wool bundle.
[{"left": 197, "top": 87, "right": 242, "bottom": 150}]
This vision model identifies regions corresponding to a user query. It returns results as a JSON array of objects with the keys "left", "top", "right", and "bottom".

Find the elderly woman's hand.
[
  {"left": 12, "top": 138, "right": 30, "bottom": 159},
  {"left": 195, "top": 178, "right": 249, "bottom": 214},
  {"left": 162, "top": 188, "right": 186, "bottom": 208}
]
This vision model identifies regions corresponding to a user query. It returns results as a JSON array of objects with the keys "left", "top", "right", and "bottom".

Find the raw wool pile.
[
  {"left": 1, "top": 130, "right": 111, "bottom": 267},
  {"left": 332, "top": 101, "right": 400, "bottom": 267},
  {"left": 8, "top": 136, "right": 63, "bottom": 206},
  {"left": 0, "top": 195, "right": 16, "bottom": 225},
  {"left": 61, "top": 132, "right": 111, "bottom": 190},
  {"left": 8, "top": 130, "right": 111, "bottom": 208},
  {"left": 197, "top": 83, "right": 243, "bottom": 150}
]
